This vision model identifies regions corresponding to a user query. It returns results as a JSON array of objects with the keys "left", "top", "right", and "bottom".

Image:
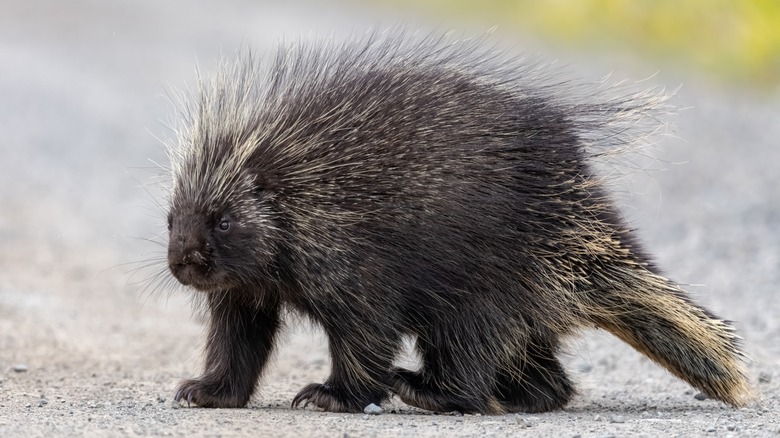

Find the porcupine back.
[{"left": 166, "top": 30, "right": 752, "bottom": 413}]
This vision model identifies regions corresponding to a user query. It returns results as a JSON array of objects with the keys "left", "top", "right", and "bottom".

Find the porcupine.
[{"left": 164, "top": 30, "right": 753, "bottom": 414}]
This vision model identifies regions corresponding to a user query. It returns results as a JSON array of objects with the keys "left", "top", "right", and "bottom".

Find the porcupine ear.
[{"left": 248, "top": 169, "right": 271, "bottom": 196}]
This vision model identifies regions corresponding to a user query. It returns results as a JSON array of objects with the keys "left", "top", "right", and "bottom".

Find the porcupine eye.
[{"left": 218, "top": 218, "right": 230, "bottom": 232}]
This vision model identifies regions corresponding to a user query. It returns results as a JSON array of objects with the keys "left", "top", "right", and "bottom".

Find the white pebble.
[{"left": 363, "top": 403, "right": 382, "bottom": 415}]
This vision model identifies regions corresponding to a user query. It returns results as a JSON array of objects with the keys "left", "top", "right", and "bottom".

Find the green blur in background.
[{"left": 380, "top": 0, "right": 780, "bottom": 89}]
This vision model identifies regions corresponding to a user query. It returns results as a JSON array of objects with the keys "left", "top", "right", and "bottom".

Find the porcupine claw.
[
  {"left": 291, "top": 383, "right": 319, "bottom": 409},
  {"left": 173, "top": 385, "right": 191, "bottom": 407}
]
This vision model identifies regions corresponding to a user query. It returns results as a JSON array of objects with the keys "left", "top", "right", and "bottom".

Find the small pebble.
[
  {"left": 363, "top": 403, "right": 382, "bottom": 415},
  {"left": 693, "top": 392, "right": 708, "bottom": 401},
  {"left": 362, "top": 414, "right": 369, "bottom": 420},
  {"left": 726, "top": 424, "right": 737, "bottom": 431},
  {"left": 38, "top": 399, "right": 48, "bottom": 407},
  {"left": 609, "top": 415, "right": 625, "bottom": 424},
  {"left": 12, "top": 364, "right": 28, "bottom": 373}
]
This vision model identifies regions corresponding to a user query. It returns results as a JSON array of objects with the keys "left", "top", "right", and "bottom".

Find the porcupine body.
[{"left": 165, "top": 31, "right": 753, "bottom": 414}]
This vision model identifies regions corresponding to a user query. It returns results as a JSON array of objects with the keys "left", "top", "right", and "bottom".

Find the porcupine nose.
[
  {"left": 167, "top": 215, "right": 210, "bottom": 286},
  {"left": 181, "top": 248, "right": 206, "bottom": 264}
]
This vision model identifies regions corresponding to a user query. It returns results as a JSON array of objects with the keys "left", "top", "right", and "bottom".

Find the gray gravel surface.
[{"left": 1, "top": 1, "right": 778, "bottom": 437}]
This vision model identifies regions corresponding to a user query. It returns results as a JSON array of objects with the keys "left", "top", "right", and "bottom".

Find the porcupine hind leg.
[
  {"left": 390, "top": 324, "right": 505, "bottom": 414},
  {"left": 493, "top": 339, "right": 575, "bottom": 413},
  {"left": 175, "top": 291, "right": 281, "bottom": 408},
  {"left": 291, "top": 314, "right": 400, "bottom": 412}
]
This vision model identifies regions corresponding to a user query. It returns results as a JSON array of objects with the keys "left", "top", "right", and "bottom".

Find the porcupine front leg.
[
  {"left": 292, "top": 316, "right": 399, "bottom": 412},
  {"left": 175, "top": 291, "right": 281, "bottom": 408}
]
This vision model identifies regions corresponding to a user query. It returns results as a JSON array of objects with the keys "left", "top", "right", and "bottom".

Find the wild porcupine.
[{"left": 164, "top": 30, "right": 753, "bottom": 414}]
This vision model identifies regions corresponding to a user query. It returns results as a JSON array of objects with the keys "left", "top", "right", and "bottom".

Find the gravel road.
[{"left": 1, "top": 1, "right": 778, "bottom": 436}]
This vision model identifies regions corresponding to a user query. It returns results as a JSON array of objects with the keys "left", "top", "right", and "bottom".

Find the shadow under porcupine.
[{"left": 163, "top": 30, "right": 752, "bottom": 414}]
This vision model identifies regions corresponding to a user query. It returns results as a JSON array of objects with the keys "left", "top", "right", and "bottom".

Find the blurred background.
[
  {"left": 368, "top": 0, "right": 780, "bottom": 90},
  {"left": 0, "top": 0, "right": 778, "bottom": 435}
]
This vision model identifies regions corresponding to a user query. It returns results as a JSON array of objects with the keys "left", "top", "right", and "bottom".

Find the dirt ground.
[{"left": 1, "top": 1, "right": 778, "bottom": 436}]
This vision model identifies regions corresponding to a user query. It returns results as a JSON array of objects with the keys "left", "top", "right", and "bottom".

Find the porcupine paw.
[
  {"left": 291, "top": 383, "right": 382, "bottom": 413},
  {"left": 495, "top": 376, "right": 574, "bottom": 413},
  {"left": 174, "top": 378, "right": 249, "bottom": 408},
  {"left": 494, "top": 363, "right": 575, "bottom": 413},
  {"left": 388, "top": 368, "right": 445, "bottom": 411},
  {"left": 389, "top": 368, "right": 504, "bottom": 414}
]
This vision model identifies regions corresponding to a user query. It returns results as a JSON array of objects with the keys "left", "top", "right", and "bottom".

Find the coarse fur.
[{"left": 164, "top": 29, "right": 753, "bottom": 414}]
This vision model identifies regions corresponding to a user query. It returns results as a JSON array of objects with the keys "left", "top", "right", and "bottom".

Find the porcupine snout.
[{"left": 167, "top": 213, "right": 213, "bottom": 289}]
